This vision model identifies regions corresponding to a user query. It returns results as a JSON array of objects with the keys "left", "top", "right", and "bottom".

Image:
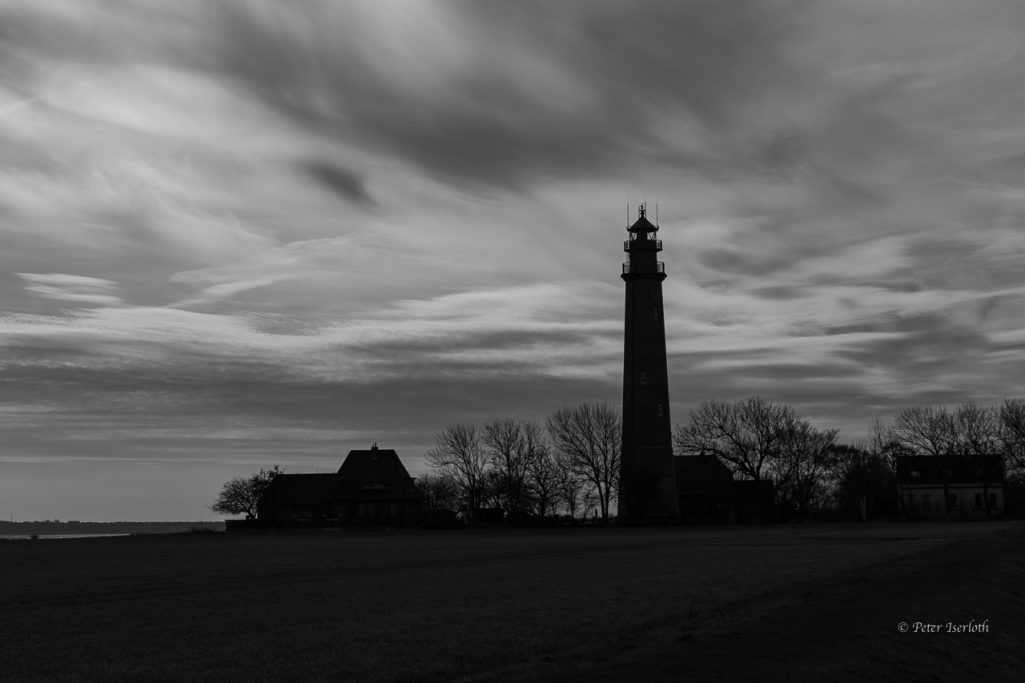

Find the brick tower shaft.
[{"left": 619, "top": 204, "right": 678, "bottom": 523}]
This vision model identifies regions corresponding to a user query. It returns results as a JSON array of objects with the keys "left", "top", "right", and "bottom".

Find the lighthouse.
[{"left": 619, "top": 204, "right": 679, "bottom": 523}]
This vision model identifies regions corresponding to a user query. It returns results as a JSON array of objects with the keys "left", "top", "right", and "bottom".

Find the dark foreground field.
[{"left": 2, "top": 522, "right": 1023, "bottom": 682}]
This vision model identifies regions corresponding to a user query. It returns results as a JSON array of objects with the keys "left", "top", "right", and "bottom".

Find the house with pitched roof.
[
  {"left": 257, "top": 445, "right": 422, "bottom": 527},
  {"left": 674, "top": 455, "right": 773, "bottom": 523},
  {"left": 896, "top": 453, "right": 1005, "bottom": 518}
]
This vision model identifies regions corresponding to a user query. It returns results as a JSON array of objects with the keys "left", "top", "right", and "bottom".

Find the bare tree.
[
  {"left": 954, "top": 402, "right": 1002, "bottom": 514},
  {"left": 675, "top": 397, "right": 842, "bottom": 519},
  {"left": 478, "top": 469, "right": 505, "bottom": 511},
  {"left": 829, "top": 441, "right": 898, "bottom": 521},
  {"left": 482, "top": 418, "right": 532, "bottom": 521},
  {"left": 553, "top": 449, "right": 584, "bottom": 519},
  {"left": 673, "top": 397, "right": 799, "bottom": 481},
  {"left": 953, "top": 402, "right": 1001, "bottom": 454},
  {"left": 866, "top": 417, "right": 892, "bottom": 459},
  {"left": 522, "top": 420, "right": 558, "bottom": 518},
  {"left": 891, "top": 405, "right": 958, "bottom": 515},
  {"left": 211, "top": 465, "right": 282, "bottom": 519},
  {"left": 891, "top": 405, "right": 957, "bottom": 456},
  {"left": 999, "top": 398, "right": 1025, "bottom": 479},
  {"left": 417, "top": 471, "right": 461, "bottom": 512},
  {"left": 769, "top": 421, "right": 838, "bottom": 519},
  {"left": 547, "top": 402, "right": 621, "bottom": 523},
  {"left": 424, "top": 424, "right": 487, "bottom": 522}
]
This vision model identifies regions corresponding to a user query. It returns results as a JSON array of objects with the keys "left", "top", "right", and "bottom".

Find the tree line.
[
  {"left": 420, "top": 403, "right": 621, "bottom": 523},
  {"left": 213, "top": 396, "right": 1025, "bottom": 523},
  {"left": 425, "top": 397, "right": 1025, "bottom": 522},
  {"left": 672, "top": 396, "right": 1025, "bottom": 520}
]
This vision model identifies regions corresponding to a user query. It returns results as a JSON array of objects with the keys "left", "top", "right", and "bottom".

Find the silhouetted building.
[
  {"left": 675, "top": 455, "right": 773, "bottom": 523},
  {"left": 896, "top": 454, "right": 1005, "bottom": 518},
  {"left": 618, "top": 205, "right": 679, "bottom": 523},
  {"left": 257, "top": 446, "right": 421, "bottom": 527}
]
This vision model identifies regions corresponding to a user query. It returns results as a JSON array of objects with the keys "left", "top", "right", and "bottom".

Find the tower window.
[
  {"left": 657, "top": 403, "right": 664, "bottom": 417},
  {"left": 639, "top": 372, "right": 647, "bottom": 385}
]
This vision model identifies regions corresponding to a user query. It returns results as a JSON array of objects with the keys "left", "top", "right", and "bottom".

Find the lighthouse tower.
[{"left": 619, "top": 204, "right": 678, "bottom": 523}]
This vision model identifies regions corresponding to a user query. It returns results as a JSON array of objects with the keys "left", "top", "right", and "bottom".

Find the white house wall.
[{"left": 900, "top": 484, "right": 1004, "bottom": 517}]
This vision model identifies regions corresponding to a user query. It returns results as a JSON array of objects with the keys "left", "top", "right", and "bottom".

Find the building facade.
[{"left": 896, "top": 454, "right": 1005, "bottom": 518}]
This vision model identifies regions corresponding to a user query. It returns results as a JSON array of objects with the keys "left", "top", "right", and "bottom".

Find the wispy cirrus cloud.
[
  {"left": 17, "top": 273, "right": 124, "bottom": 306},
  {"left": 0, "top": 280, "right": 620, "bottom": 382}
]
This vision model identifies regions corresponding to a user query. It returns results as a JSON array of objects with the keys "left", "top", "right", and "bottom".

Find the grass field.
[{"left": 2, "top": 521, "right": 1022, "bottom": 681}]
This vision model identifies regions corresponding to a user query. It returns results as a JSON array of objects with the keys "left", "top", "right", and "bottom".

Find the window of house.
[
  {"left": 989, "top": 492, "right": 998, "bottom": 508},
  {"left": 922, "top": 493, "right": 931, "bottom": 510},
  {"left": 909, "top": 493, "right": 917, "bottom": 509},
  {"left": 975, "top": 493, "right": 983, "bottom": 508},
  {"left": 947, "top": 493, "right": 957, "bottom": 509}
]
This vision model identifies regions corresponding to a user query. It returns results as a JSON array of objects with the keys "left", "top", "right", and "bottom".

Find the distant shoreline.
[
  {"left": 1, "top": 533, "right": 130, "bottom": 541},
  {"left": 0, "top": 521, "right": 224, "bottom": 537}
]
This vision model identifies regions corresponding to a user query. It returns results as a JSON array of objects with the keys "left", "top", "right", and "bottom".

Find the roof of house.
[
  {"left": 896, "top": 454, "right": 1005, "bottom": 485},
  {"left": 258, "top": 447, "right": 421, "bottom": 509},
  {"left": 336, "top": 448, "right": 419, "bottom": 499},
  {"left": 674, "top": 455, "right": 775, "bottom": 503},
  {"left": 339, "top": 448, "right": 409, "bottom": 479},
  {"left": 260, "top": 473, "right": 339, "bottom": 507},
  {"left": 675, "top": 455, "right": 734, "bottom": 488}
]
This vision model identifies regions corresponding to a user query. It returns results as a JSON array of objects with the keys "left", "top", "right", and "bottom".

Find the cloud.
[
  {"left": 298, "top": 160, "right": 375, "bottom": 206},
  {"left": 191, "top": 0, "right": 812, "bottom": 192},
  {"left": 17, "top": 273, "right": 124, "bottom": 306},
  {"left": 6, "top": 1, "right": 1025, "bottom": 519},
  {"left": 0, "top": 279, "right": 621, "bottom": 386}
]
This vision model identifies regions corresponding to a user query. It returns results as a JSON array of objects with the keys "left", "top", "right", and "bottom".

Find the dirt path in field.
[{"left": 484, "top": 523, "right": 1025, "bottom": 682}]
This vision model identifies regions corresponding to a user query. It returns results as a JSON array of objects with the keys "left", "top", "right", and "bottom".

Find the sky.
[{"left": 3, "top": 0, "right": 1025, "bottom": 520}]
